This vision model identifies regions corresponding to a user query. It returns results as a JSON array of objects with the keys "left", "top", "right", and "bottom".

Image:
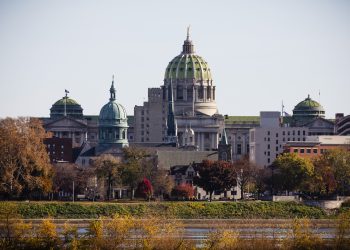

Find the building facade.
[
  {"left": 133, "top": 29, "right": 224, "bottom": 151},
  {"left": 249, "top": 112, "right": 309, "bottom": 168}
]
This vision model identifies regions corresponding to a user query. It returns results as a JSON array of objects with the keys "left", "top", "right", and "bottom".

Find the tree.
[
  {"left": 93, "top": 154, "right": 120, "bottom": 200},
  {"left": 152, "top": 170, "right": 175, "bottom": 199},
  {"left": 270, "top": 153, "right": 314, "bottom": 194},
  {"left": 120, "top": 147, "right": 157, "bottom": 200},
  {"left": 193, "top": 160, "right": 235, "bottom": 201},
  {"left": 232, "top": 155, "right": 258, "bottom": 199},
  {"left": 171, "top": 183, "right": 194, "bottom": 200},
  {"left": 0, "top": 117, "right": 53, "bottom": 199},
  {"left": 312, "top": 149, "right": 350, "bottom": 196},
  {"left": 52, "top": 163, "right": 95, "bottom": 200},
  {"left": 136, "top": 178, "right": 153, "bottom": 200}
]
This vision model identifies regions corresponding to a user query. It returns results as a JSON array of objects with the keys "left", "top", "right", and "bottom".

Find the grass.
[{"left": 0, "top": 201, "right": 339, "bottom": 219}]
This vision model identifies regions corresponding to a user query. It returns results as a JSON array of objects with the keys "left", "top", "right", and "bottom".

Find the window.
[
  {"left": 198, "top": 86, "right": 204, "bottom": 99},
  {"left": 267, "top": 144, "right": 270, "bottom": 149},
  {"left": 303, "top": 130, "right": 306, "bottom": 136},
  {"left": 267, "top": 158, "right": 270, "bottom": 164},
  {"left": 282, "top": 131, "right": 285, "bottom": 136},
  {"left": 267, "top": 151, "right": 270, "bottom": 156},
  {"left": 276, "top": 146, "right": 278, "bottom": 151},
  {"left": 306, "top": 148, "right": 311, "bottom": 154},
  {"left": 267, "top": 131, "right": 270, "bottom": 135},
  {"left": 268, "top": 137, "right": 270, "bottom": 141},
  {"left": 276, "top": 133, "right": 278, "bottom": 137},
  {"left": 287, "top": 131, "right": 290, "bottom": 136},
  {"left": 293, "top": 131, "right": 295, "bottom": 136},
  {"left": 276, "top": 140, "right": 278, "bottom": 144},
  {"left": 313, "top": 148, "right": 318, "bottom": 154},
  {"left": 300, "top": 148, "right": 305, "bottom": 153},
  {"left": 294, "top": 148, "right": 298, "bottom": 153},
  {"left": 297, "top": 131, "right": 300, "bottom": 136},
  {"left": 237, "top": 144, "right": 242, "bottom": 155}
]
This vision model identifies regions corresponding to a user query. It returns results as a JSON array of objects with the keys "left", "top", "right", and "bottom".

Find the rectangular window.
[
  {"left": 313, "top": 148, "right": 318, "bottom": 154},
  {"left": 237, "top": 144, "right": 242, "bottom": 155},
  {"left": 306, "top": 148, "right": 311, "bottom": 154},
  {"left": 300, "top": 148, "right": 305, "bottom": 153},
  {"left": 267, "top": 144, "right": 270, "bottom": 149},
  {"left": 293, "top": 148, "right": 298, "bottom": 153},
  {"left": 298, "top": 131, "right": 300, "bottom": 136},
  {"left": 276, "top": 133, "right": 278, "bottom": 137},
  {"left": 276, "top": 140, "right": 278, "bottom": 144}
]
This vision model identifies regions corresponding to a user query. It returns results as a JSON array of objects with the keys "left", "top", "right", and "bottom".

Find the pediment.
[
  {"left": 306, "top": 118, "right": 334, "bottom": 128},
  {"left": 45, "top": 117, "right": 87, "bottom": 129}
]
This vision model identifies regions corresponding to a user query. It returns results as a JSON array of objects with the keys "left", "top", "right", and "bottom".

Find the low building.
[
  {"left": 284, "top": 136, "right": 350, "bottom": 159},
  {"left": 44, "top": 137, "right": 73, "bottom": 163}
]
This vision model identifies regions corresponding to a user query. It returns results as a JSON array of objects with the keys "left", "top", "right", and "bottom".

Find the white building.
[{"left": 249, "top": 112, "right": 309, "bottom": 168}]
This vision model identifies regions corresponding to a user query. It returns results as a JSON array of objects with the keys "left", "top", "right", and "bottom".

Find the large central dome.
[
  {"left": 163, "top": 28, "right": 218, "bottom": 117},
  {"left": 165, "top": 54, "right": 212, "bottom": 81}
]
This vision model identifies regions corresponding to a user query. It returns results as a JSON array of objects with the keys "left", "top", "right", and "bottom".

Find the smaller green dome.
[
  {"left": 99, "top": 101, "right": 127, "bottom": 121},
  {"left": 53, "top": 97, "right": 79, "bottom": 106},
  {"left": 294, "top": 95, "right": 324, "bottom": 112}
]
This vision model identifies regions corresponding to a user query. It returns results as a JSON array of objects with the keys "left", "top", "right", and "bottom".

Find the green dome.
[
  {"left": 165, "top": 54, "right": 212, "bottom": 81},
  {"left": 50, "top": 95, "right": 83, "bottom": 119},
  {"left": 294, "top": 95, "right": 324, "bottom": 112},
  {"left": 53, "top": 97, "right": 79, "bottom": 106},
  {"left": 99, "top": 101, "right": 127, "bottom": 121}
]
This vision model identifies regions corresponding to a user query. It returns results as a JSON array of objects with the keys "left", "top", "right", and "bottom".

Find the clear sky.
[{"left": 0, "top": 0, "right": 349, "bottom": 119}]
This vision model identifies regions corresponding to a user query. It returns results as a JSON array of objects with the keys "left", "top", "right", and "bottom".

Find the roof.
[
  {"left": 165, "top": 54, "right": 212, "bottom": 81},
  {"left": 224, "top": 116, "right": 260, "bottom": 124},
  {"left": 294, "top": 95, "right": 324, "bottom": 112},
  {"left": 53, "top": 97, "right": 80, "bottom": 106}
]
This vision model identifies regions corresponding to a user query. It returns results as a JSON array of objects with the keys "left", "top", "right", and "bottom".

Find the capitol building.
[{"left": 41, "top": 29, "right": 342, "bottom": 165}]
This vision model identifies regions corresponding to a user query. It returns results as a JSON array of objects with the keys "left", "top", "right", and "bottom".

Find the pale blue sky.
[{"left": 0, "top": 0, "right": 349, "bottom": 118}]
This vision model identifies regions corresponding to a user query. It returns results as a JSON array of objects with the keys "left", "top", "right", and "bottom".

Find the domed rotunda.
[
  {"left": 163, "top": 27, "right": 217, "bottom": 116},
  {"left": 50, "top": 95, "right": 83, "bottom": 119},
  {"left": 98, "top": 77, "right": 128, "bottom": 148},
  {"left": 292, "top": 94, "right": 325, "bottom": 125}
]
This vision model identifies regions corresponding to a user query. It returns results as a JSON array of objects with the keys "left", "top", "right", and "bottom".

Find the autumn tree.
[
  {"left": 136, "top": 178, "right": 153, "bottom": 200},
  {"left": 270, "top": 153, "right": 314, "bottom": 194},
  {"left": 93, "top": 154, "right": 120, "bottom": 200},
  {"left": 171, "top": 183, "right": 194, "bottom": 200},
  {"left": 193, "top": 160, "right": 235, "bottom": 201},
  {"left": 152, "top": 169, "right": 175, "bottom": 199},
  {"left": 311, "top": 149, "right": 350, "bottom": 196},
  {"left": 0, "top": 117, "right": 53, "bottom": 199},
  {"left": 52, "top": 163, "right": 95, "bottom": 200},
  {"left": 232, "top": 155, "right": 258, "bottom": 199},
  {"left": 120, "top": 146, "right": 157, "bottom": 200}
]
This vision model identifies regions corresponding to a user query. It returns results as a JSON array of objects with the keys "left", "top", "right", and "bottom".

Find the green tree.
[
  {"left": 270, "top": 153, "right": 314, "bottom": 194},
  {"left": 193, "top": 160, "right": 235, "bottom": 201},
  {"left": 0, "top": 117, "right": 52, "bottom": 199},
  {"left": 93, "top": 154, "right": 120, "bottom": 200}
]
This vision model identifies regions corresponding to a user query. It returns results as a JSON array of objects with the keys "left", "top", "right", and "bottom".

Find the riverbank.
[{"left": 1, "top": 201, "right": 348, "bottom": 219}]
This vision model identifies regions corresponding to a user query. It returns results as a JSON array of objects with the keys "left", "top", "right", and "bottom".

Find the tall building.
[
  {"left": 249, "top": 112, "right": 309, "bottom": 168},
  {"left": 134, "top": 29, "right": 224, "bottom": 150}
]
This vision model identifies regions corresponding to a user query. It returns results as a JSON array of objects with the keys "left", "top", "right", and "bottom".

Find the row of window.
[
  {"left": 293, "top": 148, "right": 326, "bottom": 154},
  {"left": 267, "top": 130, "right": 306, "bottom": 136}
]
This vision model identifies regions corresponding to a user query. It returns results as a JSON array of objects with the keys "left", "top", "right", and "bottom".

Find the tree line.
[{"left": 1, "top": 117, "right": 349, "bottom": 201}]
